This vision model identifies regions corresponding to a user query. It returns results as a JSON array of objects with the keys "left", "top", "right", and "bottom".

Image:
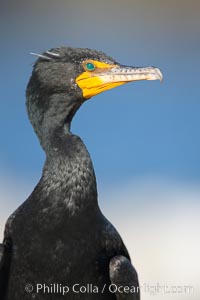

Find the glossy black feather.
[{"left": 1, "top": 47, "right": 140, "bottom": 299}]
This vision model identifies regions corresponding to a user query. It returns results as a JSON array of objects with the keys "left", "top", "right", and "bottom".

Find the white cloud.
[{"left": 99, "top": 178, "right": 200, "bottom": 300}]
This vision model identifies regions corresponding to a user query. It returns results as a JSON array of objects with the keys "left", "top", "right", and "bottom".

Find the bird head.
[
  {"left": 26, "top": 47, "right": 162, "bottom": 150},
  {"left": 29, "top": 46, "right": 162, "bottom": 98}
]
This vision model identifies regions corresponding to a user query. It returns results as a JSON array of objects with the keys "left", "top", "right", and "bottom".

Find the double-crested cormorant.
[{"left": 0, "top": 47, "right": 162, "bottom": 299}]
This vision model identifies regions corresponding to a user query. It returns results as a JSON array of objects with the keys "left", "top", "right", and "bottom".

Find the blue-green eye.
[{"left": 86, "top": 62, "right": 95, "bottom": 71}]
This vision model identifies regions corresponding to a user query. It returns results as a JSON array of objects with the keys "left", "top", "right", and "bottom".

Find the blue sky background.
[
  {"left": 0, "top": 1, "right": 200, "bottom": 299},
  {"left": 0, "top": 1, "right": 200, "bottom": 185}
]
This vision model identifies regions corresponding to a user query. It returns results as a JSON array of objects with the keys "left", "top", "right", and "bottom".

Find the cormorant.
[{"left": 0, "top": 47, "right": 162, "bottom": 299}]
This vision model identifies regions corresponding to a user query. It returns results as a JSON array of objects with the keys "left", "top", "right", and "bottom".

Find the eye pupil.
[{"left": 86, "top": 62, "right": 95, "bottom": 71}]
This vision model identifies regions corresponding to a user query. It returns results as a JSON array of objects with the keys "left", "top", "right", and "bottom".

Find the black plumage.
[{"left": 0, "top": 47, "right": 162, "bottom": 299}]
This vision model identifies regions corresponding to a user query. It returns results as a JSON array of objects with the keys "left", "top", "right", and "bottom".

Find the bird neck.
[
  {"left": 40, "top": 129, "right": 98, "bottom": 215},
  {"left": 27, "top": 91, "right": 98, "bottom": 214}
]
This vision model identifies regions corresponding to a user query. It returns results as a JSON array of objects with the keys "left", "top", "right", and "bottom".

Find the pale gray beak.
[{"left": 98, "top": 65, "right": 163, "bottom": 83}]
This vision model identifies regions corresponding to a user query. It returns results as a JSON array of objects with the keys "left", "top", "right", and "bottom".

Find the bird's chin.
[{"left": 76, "top": 76, "right": 126, "bottom": 99}]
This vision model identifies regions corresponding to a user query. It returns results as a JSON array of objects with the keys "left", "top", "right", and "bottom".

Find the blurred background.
[{"left": 0, "top": 0, "right": 200, "bottom": 299}]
